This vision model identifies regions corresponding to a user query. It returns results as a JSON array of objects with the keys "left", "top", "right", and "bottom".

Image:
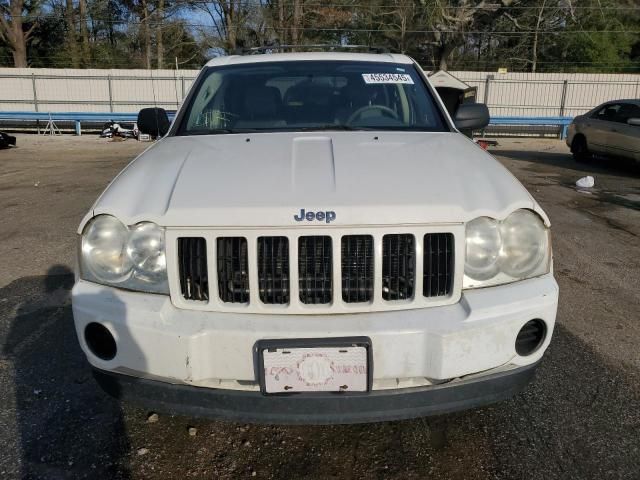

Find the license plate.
[{"left": 259, "top": 341, "right": 369, "bottom": 394}]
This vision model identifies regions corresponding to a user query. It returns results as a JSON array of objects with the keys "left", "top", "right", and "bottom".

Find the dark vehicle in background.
[
  {"left": 0, "top": 131, "right": 16, "bottom": 148},
  {"left": 567, "top": 99, "right": 640, "bottom": 163}
]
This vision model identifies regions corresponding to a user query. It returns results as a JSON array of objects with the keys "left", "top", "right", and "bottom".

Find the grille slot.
[
  {"left": 382, "top": 234, "right": 415, "bottom": 301},
  {"left": 258, "top": 237, "right": 290, "bottom": 304},
  {"left": 423, "top": 233, "right": 455, "bottom": 297},
  {"left": 341, "top": 235, "right": 374, "bottom": 303},
  {"left": 216, "top": 237, "right": 250, "bottom": 303},
  {"left": 178, "top": 237, "right": 209, "bottom": 301},
  {"left": 298, "top": 236, "right": 333, "bottom": 304}
]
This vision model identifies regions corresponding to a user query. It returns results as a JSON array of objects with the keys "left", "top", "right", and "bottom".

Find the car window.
[
  {"left": 612, "top": 103, "right": 640, "bottom": 124},
  {"left": 592, "top": 103, "right": 622, "bottom": 122},
  {"left": 177, "top": 61, "right": 448, "bottom": 134}
]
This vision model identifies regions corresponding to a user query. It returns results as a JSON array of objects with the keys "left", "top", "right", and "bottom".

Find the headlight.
[
  {"left": 499, "top": 209, "right": 547, "bottom": 277},
  {"left": 465, "top": 217, "right": 501, "bottom": 280},
  {"left": 127, "top": 222, "right": 167, "bottom": 283},
  {"left": 82, "top": 215, "right": 132, "bottom": 283},
  {"left": 80, "top": 215, "right": 168, "bottom": 294},
  {"left": 464, "top": 209, "right": 550, "bottom": 289}
]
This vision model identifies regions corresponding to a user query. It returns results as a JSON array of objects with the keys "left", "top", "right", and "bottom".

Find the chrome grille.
[
  {"left": 173, "top": 227, "right": 459, "bottom": 312},
  {"left": 298, "top": 236, "right": 333, "bottom": 304}
]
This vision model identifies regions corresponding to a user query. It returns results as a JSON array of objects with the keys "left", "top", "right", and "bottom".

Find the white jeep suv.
[{"left": 72, "top": 51, "right": 558, "bottom": 424}]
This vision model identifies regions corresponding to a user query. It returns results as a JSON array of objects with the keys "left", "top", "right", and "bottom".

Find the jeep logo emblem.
[{"left": 294, "top": 208, "right": 336, "bottom": 224}]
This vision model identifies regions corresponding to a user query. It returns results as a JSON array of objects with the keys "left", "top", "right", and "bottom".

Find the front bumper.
[
  {"left": 72, "top": 274, "right": 557, "bottom": 404},
  {"left": 93, "top": 361, "right": 539, "bottom": 424}
]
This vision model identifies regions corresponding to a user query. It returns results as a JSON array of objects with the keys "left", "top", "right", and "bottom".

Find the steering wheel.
[{"left": 346, "top": 105, "right": 399, "bottom": 125}]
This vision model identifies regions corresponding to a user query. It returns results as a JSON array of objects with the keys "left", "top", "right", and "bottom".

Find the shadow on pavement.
[
  {"left": 452, "top": 323, "right": 640, "bottom": 480},
  {"left": 495, "top": 148, "right": 640, "bottom": 178},
  {"left": 0, "top": 266, "right": 131, "bottom": 479}
]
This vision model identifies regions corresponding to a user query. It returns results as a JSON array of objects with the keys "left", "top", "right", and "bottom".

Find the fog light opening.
[
  {"left": 515, "top": 319, "right": 546, "bottom": 356},
  {"left": 84, "top": 323, "right": 117, "bottom": 361}
]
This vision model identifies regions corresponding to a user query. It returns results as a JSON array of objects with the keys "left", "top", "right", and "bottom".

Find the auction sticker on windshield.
[{"left": 362, "top": 73, "right": 414, "bottom": 84}]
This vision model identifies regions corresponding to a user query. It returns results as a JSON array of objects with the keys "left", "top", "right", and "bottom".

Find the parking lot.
[{"left": 0, "top": 134, "right": 639, "bottom": 479}]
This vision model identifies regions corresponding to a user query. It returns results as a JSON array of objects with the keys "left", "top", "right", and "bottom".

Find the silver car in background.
[{"left": 567, "top": 99, "right": 640, "bottom": 163}]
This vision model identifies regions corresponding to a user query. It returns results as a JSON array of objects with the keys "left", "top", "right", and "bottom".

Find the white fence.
[
  {"left": 0, "top": 68, "right": 200, "bottom": 113},
  {"left": 452, "top": 71, "right": 640, "bottom": 118},
  {"left": 0, "top": 67, "right": 639, "bottom": 117}
]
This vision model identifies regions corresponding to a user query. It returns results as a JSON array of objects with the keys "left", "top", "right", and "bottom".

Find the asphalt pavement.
[{"left": 0, "top": 135, "right": 638, "bottom": 479}]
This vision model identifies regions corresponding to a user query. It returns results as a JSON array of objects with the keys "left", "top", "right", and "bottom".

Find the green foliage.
[
  {"left": 0, "top": 0, "right": 638, "bottom": 71},
  {"left": 26, "top": 10, "right": 68, "bottom": 67}
]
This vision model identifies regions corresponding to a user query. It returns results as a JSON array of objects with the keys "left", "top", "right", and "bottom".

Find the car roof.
[
  {"left": 204, "top": 52, "right": 414, "bottom": 68},
  {"left": 599, "top": 99, "right": 640, "bottom": 107}
]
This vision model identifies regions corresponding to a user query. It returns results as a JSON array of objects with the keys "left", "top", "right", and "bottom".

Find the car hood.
[{"left": 85, "top": 131, "right": 546, "bottom": 230}]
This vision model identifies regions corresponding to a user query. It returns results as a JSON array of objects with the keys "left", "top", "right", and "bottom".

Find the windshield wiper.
[
  {"left": 184, "top": 125, "right": 378, "bottom": 135},
  {"left": 294, "top": 125, "right": 373, "bottom": 131},
  {"left": 186, "top": 128, "right": 237, "bottom": 135}
]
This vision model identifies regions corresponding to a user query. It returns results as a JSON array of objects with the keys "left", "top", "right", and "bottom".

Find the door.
[
  {"left": 606, "top": 103, "right": 640, "bottom": 160},
  {"left": 584, "top": 103, "right": 622, "bottom": 154}
]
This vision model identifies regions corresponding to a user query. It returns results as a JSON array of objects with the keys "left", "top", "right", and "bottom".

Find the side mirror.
[
  {"left": 137, "top": 107, "right": 170, "bottom": 138},
  {"left": 454, "top": 103, "right": 490, "bottom": 131},
  {"left": 627, "top": 117, "right": 640, "bottom": 126}
]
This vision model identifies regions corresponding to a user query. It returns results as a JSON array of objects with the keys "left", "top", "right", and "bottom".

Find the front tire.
[{"left": 571, "top": 136, "right": 591, "bottom": 163}]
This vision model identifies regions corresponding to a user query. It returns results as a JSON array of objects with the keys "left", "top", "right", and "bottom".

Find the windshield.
[{"left": 177, "top": 61, "right": 448, "bottom": 135}]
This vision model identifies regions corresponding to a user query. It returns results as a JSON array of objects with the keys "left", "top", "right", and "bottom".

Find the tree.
[
  {"left": 65, "top": 0, "right": 79, "bottom": 67},
  {"left": 1, "top": 0, "right": 638, "bottom": 71},
  {"left": 262, "top": 0, "right": 355, "bottom": 48},
  {"left": 140, "top": 0, "right": 152, "bottom": 68},
  {"left": 190, "top": 0, "right": 253, "bottom": 52},
  {"left": 290, "top": 0, "right": 301, "bottom": 45},
  {"left": 500, "top": 0, "right": 566, "bottom": 72},
  {"left": 425, "top": 0, "right": 504, "bottom": 71},
  {"left": 378, "top": 0, "right": 417, "bottom": 54},
  {"left": 159, "top": 19, "right": 206, "bottom": 68},
  {"left": 156, "top": 0, "right": 163, "bottom": 67},
  {"left": 0, "top": 0, "right": 41, "bottom": 67},
  {"left": 494, "top": 0, "right": 640, "bottom": 73},
  {"left": 78, "top": 0, "right": 90, "bottom": 64}
]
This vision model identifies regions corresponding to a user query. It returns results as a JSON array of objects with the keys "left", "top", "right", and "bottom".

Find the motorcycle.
[{"left": 100, "top": 120, "right": 139, "bottom": 139}]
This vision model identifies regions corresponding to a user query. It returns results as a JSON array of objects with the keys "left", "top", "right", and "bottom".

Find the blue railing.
[
  {"left": 489, "top": 116, "right": 573, "bottom": 139},
  {"left": 0, "top": 111, "right": 176, "bottom": 135},
  {"left": 0, "top": 111, "right": 574, "bottom": 138}
]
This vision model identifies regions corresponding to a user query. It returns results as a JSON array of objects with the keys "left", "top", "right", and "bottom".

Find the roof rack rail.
[{"left": 233, "top": 44, "right": 390, "bottom": 55}]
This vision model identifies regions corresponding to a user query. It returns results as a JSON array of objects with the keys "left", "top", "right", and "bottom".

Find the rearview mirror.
[
  {"left": 137, "top": 108, "right": 170, "bottom": 138},
  {"left": 627, "top": 117, "right": 640, "bottom": 126},
  {"left": 454, "top": 103, "right": 490, "bottom": 131}
]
